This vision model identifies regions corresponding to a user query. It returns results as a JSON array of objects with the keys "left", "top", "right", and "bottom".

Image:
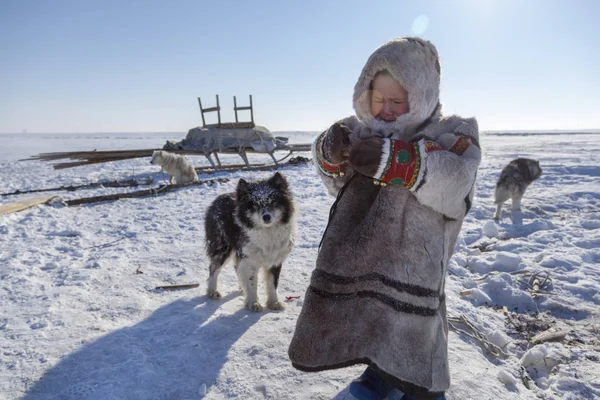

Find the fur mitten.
[
  {"left": 349, "top": 137, "right": 385, "bottom": 177},
  {"left": 322, "top": 123, "right": 352, "bottom": 164}
]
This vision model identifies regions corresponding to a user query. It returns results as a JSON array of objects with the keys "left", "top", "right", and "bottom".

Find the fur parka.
[{"left": 288, "top": 37, "right": 482, "bottom": 398}]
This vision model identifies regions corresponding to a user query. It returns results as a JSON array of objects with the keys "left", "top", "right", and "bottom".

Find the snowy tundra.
[{"left": 0, "top": 131, "right": 599, "bottom": 400}]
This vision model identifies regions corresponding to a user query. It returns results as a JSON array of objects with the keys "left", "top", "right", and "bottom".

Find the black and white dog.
[
  {"left": 205, "top": 172, "right": 296, "bottom": 312},
  {"left": 493, "top": 158, "right": 542, "bottom": 220}
]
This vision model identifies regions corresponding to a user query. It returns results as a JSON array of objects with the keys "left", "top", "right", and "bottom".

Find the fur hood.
[{"left": 352, "top": 37, "right": 442, "bottom": 137}]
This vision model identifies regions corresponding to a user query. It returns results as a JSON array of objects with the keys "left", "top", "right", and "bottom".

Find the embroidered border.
[
  {"left": 410, "top": 140, "right": 429, "bottom": 192},
  {"left": 377, "top": 140, "right": 420, "bottom": 188},
  {"left": 424, "top": 141, "right": 443, "bottom": 153},
  {"left": 449, "top": 136, "right": 470, "bottom": 156},
  {"left": 373, "top": 139, "right": 393, "bottom": 180}
]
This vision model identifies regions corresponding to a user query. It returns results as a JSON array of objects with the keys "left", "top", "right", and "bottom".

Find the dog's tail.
[{"left": 493, "top": 184, "right": 510, "bottom": 204}]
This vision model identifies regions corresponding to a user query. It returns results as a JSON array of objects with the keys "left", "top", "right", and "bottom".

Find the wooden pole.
[
  {"left": 1, "top": 177, "right": 152, "bottom": 197},
  {"left": 198, "top": 97, "right": 206, "bottom": 127},
  {"left": 234, "top": 96, "right": 238, "bottom": 122},
  {"left": 216, "top": 94, "right": 221, "bottom": 125},
  {"left": 213, "top": 152, "right": 222, "bottom": 167},
  {"left": 64, "top": 178, "right": 230, "bottom": 206},
  {"left": 249, "top": 95, "right": 254, "bottom": 124}
]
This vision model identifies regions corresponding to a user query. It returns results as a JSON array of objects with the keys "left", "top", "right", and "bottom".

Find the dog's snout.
[{"left": 262, "top": 213, "right": 272, "bottom": 223}]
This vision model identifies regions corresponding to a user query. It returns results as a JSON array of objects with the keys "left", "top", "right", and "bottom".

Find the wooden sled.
[{"left": 23, "top": 95, "right": 311, "bottom": 171}]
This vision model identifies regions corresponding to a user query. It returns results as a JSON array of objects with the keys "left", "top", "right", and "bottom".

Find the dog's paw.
[
  {"left": 207, "top": 290, "right": 222, "bottom": 300},
  {"left": 267, "top": 300, "right": 285, "bottom": 311},
  {"left": 247, "top": 301, "right": 263, "bottom": 312}
]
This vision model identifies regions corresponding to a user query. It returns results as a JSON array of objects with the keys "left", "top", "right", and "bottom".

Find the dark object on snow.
[
  {"left": 155, "top": 283, "right": 200, "bottom": 291},
  {"left": 1, "top": 177, "right": 154, "bottom": 197},
  {"left": 64, "top": 178, "right": 230, "bottom": 206},
  {"left": 493, "top": 158, "right": 542, "bottom": 219}
]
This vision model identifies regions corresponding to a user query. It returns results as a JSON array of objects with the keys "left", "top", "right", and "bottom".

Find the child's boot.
[{"left": 349, "top": 366, "right": 392, "bottom": 400}]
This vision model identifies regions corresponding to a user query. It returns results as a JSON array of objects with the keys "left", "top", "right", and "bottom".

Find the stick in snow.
[
  {"left": 530, "top": 328, "right": 567, "bottom": 345},
  {"left": 1, "top": 177, "right": 154, "bottom": 197},
  {"left": 155, "top": 283, "right": 200, "bottom": 291},
  {"left": 64, "top": 178, "right": 230, "bottom": 206},
  {"left": 83, "top": 237, "right": 125, "bottom": 250}
]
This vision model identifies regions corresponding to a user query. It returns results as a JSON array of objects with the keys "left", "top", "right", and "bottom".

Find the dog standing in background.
[
  {"left": 150, "top": 150, "right": 198, "bottom": 184},
  {"left": 204, "top": 172, "right": 296, "bottom": 312},
  {"left": 493, "top": 158, "right": 542, "bottom": 220}
]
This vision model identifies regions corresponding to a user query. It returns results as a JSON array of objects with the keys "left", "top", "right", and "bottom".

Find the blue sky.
[{"left": 1, "top": 0, "right": 599, "bottom": 133}]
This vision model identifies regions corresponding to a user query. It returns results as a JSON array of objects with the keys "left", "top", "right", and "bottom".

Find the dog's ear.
[
  {"left": 237, "top": 178, "right": 250, "bottom": 199},
  {"left": 268, "top": 172, "right": 288, "bottom": 190}
]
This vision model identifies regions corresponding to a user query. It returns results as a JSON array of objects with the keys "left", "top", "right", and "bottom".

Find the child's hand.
[
  {"left": 323, "top": 123, "right": 352, "bottom": 164},
  {"left": 349, "top": 137, "right": 385, "bottom": 177}
]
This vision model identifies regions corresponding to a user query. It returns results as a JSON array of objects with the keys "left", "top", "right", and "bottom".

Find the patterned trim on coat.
[
  {"left": 449, "top": 135, "right": 471, "bottom": 155},
  {"left": 374, "top": 140, "right": 421, "bottom": 188}
]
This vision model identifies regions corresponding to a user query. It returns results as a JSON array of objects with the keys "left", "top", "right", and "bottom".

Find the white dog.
[{"left": 150, "top": 150, "right": 198, "bottom": 184}]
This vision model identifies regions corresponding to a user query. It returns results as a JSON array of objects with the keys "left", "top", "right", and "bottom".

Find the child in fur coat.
[{"left": 288, "top": 37, "right": 481, "bottom": 400}]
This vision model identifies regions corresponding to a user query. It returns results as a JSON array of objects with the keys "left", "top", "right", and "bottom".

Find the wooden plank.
[
  {"left": 202, "top": 106, "right": 220, "bottom": 113},
  {"left": 214, "top": 122, "right": 255, "bottom": 129},
  {"left": 27, "top": 143, "right": 312, "bottom": 169},
  {"left": 194, "top": 157, "right": 310, "bottom": 174},
  {"left": 286, "top": 144, "right": 312, "bottom": 152},
  {"left": 53, "top": 156, "right": 153, "bottom": 170},
  {"left": 25, "top": 149, "right": 157, "bottom": 162},
  {"left": 39, "top": 148, "right": 158, "bottom": 156},
  {"left": 0, "top": 195, "right": 56, "bottom": 215},
  {"left": 1, "top": 178, "right": 152, "bottom": 197},
  {"left": 64, "top": 178, "right": 230, "bottom": 206}
]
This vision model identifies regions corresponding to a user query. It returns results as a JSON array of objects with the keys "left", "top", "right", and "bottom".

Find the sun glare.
[
  {"left": 411, "top": 15, "right": 430, "bottom": 36},
  {"left": 411, "top": 15, "right": 429, "bottom": 36}
]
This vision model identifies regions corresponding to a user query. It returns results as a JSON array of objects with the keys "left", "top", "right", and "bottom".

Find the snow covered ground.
[{"left": 0, "top": 131, "right": 599, "bottom": 400}]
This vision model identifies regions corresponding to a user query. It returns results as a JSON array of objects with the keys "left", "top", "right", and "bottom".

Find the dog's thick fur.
[
  {"left": 150, "top": 150, "right": 198, "bottom": 184},
  {"left": 493, "top": 158, "right": 542, "bottom": 219},
  {"left": 204, "top": 172, "right": 295, "bottom": 312}
]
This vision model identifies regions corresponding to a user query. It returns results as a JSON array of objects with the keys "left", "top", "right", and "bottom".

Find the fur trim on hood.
[{"left": 353, "top": 37, "right": 442, "bottom": 137}]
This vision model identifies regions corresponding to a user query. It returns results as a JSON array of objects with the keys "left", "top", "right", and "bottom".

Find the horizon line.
[{"left": 1, "top": 128, "right": 600, "bottom": 135}]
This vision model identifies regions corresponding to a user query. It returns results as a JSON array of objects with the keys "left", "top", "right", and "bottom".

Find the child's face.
[{"left": 370, "top": 74, "right": 409, "bottom": 121}]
